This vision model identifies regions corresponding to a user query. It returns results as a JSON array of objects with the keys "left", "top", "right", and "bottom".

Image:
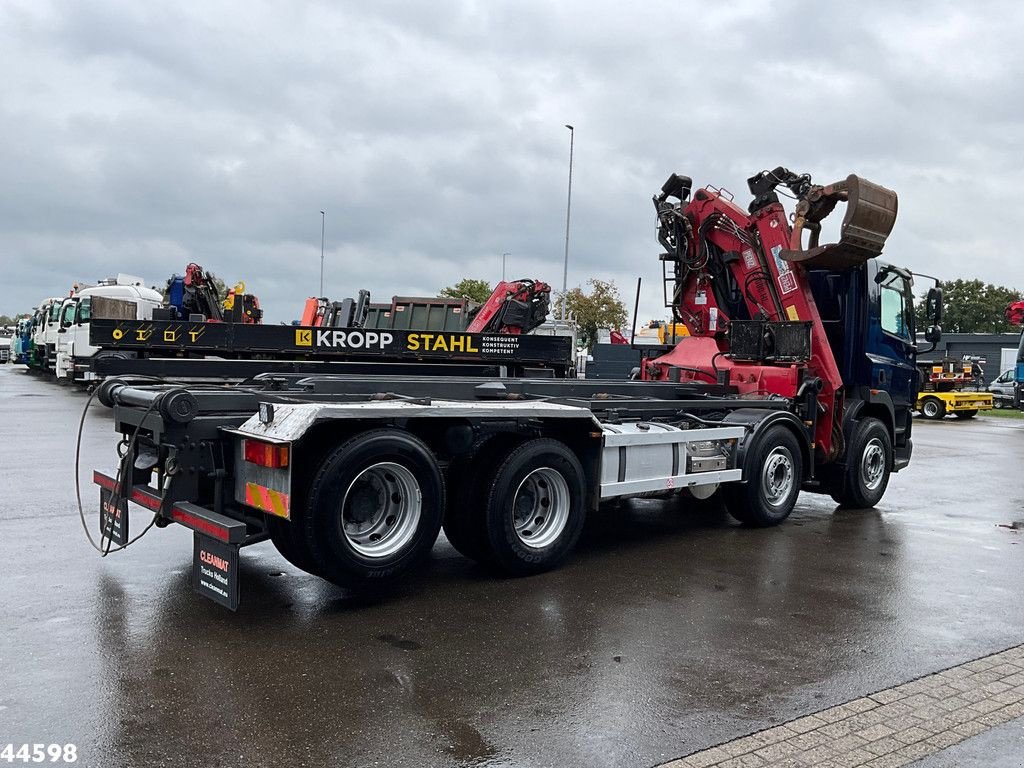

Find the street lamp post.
[
  {"left": 319, "top": 210, "right": 326, "bottom": 298},
  {"left": 562, "top": 124, "right": 574, "bottom": 320},
  {"left": 501, "top": 251, "right": 510, "bottom": 282}
]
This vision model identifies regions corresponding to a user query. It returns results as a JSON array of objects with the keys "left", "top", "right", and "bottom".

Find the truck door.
[
  {"left": 75, "top": 297, "right": 92, "bottom": 340},
  {"left": 867, "top": 264, "right": 917, "bottom": 418}
]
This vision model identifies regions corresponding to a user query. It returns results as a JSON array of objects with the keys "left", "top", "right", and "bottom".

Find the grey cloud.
[{"left": 2, "top": 0, "right": 1024, "bottom": 325}]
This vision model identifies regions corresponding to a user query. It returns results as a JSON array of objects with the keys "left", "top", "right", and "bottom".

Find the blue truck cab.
[{"left": 807, "top": 260, "right": 921, "bottom": 471}]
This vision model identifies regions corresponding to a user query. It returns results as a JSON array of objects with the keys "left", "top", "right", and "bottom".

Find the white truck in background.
[
  {"left": 1, "top": 327, "right": 13, "bottom": 363},
  {"left": 31, "top": 297, "right": 67, "bottom": 373},
  {"left": 55, "top": 275, "right": 163, "bottom": 383}
]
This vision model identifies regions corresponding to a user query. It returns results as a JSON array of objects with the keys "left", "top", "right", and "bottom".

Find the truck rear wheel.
[
  {"left": 920, "top": 397, "right": 945, "bottom": 420},
  {"left": 479, "top": 438, "right": 585, "bottom": 576},
  {"left": 829, "top": 417, "right": 891, "bottom": 509},
  {"left": 303, "top": 429, "right": 444, "bottom": 588},
  {"left": 267, "top": 516, "right": 322, "bottom": 575},
  {"left": 442, "top": 437, "right": 520, "bottom": 564},
  {"left": 724, "top": 425, "right": 802, "bottom": 527}
]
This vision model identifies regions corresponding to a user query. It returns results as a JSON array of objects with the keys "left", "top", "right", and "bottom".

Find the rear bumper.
[{"left": 93, "top": 471, "right": 247, "bottom": 544}]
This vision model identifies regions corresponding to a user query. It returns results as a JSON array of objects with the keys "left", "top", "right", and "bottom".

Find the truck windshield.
[
  {"left": 60, "top": 302, "right": 77, "bottom": 327},
  {"left": 879, "top": 273, "right": 913, "bottom": 341},
  {"left": 49, "top": 303, "right": 62, "bottom": 322}
]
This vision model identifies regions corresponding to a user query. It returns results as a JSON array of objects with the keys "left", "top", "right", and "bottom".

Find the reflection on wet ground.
[{"left": 1, "top": 365, "right": 1023, "bottom": 767}]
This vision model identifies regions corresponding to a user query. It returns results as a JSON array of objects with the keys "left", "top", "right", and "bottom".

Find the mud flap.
[
  {"left": 780, "top": 175, "right": 898, "bottom": 269},
  {"left": 192, "top": 533, "right": 240, "bottom": 610}
]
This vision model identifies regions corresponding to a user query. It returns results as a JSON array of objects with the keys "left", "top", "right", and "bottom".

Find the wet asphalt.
[{"left": 1, "top": 363, "right": 1023, "bottom": 768}]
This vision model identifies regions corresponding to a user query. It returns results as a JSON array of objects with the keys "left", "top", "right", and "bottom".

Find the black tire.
[
  {"left": 303, "top": 429, "right": 444, "bottom": 588},
  {"left": 723, "top": 425, "right": 803, "bottom": 527},
  {"left": 920, "top": 397, "right": 945, "bottom": 420},
  {"left": 954, "top": 409, "right": 978, "bottom": 420},
  {"left": 440, "top": 455, "right": 488, "bottom": 561},
  {"left": 829, "top": 417, "right": 892, "bottom": 509},
  {"left": 442, "top": 437, "right": 520, "bottom": 564},
  {"left": 478, "top": 438, "right": 586, "bottom": 576},
  {"left": 267, "top": 517, "right": 320, "bottom": 574}
]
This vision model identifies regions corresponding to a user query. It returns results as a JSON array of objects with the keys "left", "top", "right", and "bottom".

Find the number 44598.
[{"left": 0, "top": 745, "right": 76, "bottom": 763}]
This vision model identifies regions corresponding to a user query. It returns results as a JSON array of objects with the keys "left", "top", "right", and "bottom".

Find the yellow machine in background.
[{"left": 916, "top": 359, "right": 992, "bottom": 420}]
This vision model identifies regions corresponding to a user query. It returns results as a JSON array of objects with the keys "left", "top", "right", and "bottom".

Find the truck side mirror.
[
  {"left": 925, "top": 287, "right": 943, "bottom": 325},
  {"left": 925, "top": 324, "right": 942, "bottom": 344}
]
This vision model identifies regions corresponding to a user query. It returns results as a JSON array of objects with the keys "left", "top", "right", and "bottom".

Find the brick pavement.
[{"left": 662, "top": 644, "right": 1024, "bottom": 768}]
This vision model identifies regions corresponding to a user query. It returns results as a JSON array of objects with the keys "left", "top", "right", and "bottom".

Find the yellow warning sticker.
[{"left": 785, "top": 305, "right": 800, "bottom": 321}]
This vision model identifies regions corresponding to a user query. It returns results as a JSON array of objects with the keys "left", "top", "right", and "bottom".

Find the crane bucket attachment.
[{"left": 780, "top": 175, "right": 898, "bottom": 270}]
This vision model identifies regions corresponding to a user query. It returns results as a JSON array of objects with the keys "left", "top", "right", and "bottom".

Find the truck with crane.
[
  {"left": 88, "top": 165, "right": 939, "bottom": 610},
  {"left": 87, "top": 280, "right": 564, "bottom": 382},
  {"left": 162, "top": 263, "right": 263, "bottom": 324}
]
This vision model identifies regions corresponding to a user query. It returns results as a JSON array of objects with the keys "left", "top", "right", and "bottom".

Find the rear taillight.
[{"left": 243, "top": 438, "right": 289, "bottom": 468}]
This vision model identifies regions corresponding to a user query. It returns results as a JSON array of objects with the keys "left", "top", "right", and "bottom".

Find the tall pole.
[
  {"left": 562, "top": 124, "right": 574, "bottom": 320},
  {"left": 502, "top": 251, "right": 510, "bottom": 282},
  {"left": 319, "top": 210, "right": 326, "bottom": 297}
]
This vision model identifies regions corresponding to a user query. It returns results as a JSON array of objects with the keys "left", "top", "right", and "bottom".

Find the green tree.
[
  {"left": 0, "top": 313, "right": 29, "bottom": 327},
  {"left": 914, "top": 279, "right": 1023, "bottom": 333},
  {"left": 439, "top": 278, "right": 493, "bottom": 303},
  {"left": 553, "top": 278, "right": 629, "bottom": 349}
]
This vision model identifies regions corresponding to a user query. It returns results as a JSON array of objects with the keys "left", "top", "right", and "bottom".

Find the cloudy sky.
[{"left": 2, "top": 0, "right": 1021, "bottom": 324}]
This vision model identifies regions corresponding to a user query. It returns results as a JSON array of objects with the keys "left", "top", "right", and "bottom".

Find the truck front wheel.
[
  {"left": 920, "top": 397, "right": 945, "bottom": 420},
  {"left": 829, "top": 417, "right": 892, "bottom": 509},
  {"left": 480, "top": 438, "right": 586, "bottom": 576},
  {"left": 724, "top": 425, "right": 803, "bottom": 527},
  {"left": 304, "top": 429, "right": 444, "bottom": 588}
]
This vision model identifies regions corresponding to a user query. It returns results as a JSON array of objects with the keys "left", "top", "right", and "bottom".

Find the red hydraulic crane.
[{"left": 643, "top": 168, "right": 898, "bottom": 462}]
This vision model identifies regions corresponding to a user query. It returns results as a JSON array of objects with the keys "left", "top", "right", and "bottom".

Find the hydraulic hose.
[{"left": 75, "top": 384, "right": 163, "bottom": 556}]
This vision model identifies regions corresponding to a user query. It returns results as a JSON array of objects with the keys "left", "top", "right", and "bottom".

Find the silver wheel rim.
[
  {"left": 340, "top": 462, "right": 422, "bottom": 559},
  {"left": 923, "top": 400, "right": 939, "bottom": 417},
  {"left": 512, "top": 467, "right": 570, "bottom": 549},
  {"left": 860, "top": 438, "right": 886, "bottom": 491},
  {"left": 760, "top": 447, "right": 795, "bottom": 507}
]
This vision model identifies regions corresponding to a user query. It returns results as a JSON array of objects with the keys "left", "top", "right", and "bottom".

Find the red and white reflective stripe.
[{"left": 244, "top": 482, "right": 290, "bottom": 519}]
